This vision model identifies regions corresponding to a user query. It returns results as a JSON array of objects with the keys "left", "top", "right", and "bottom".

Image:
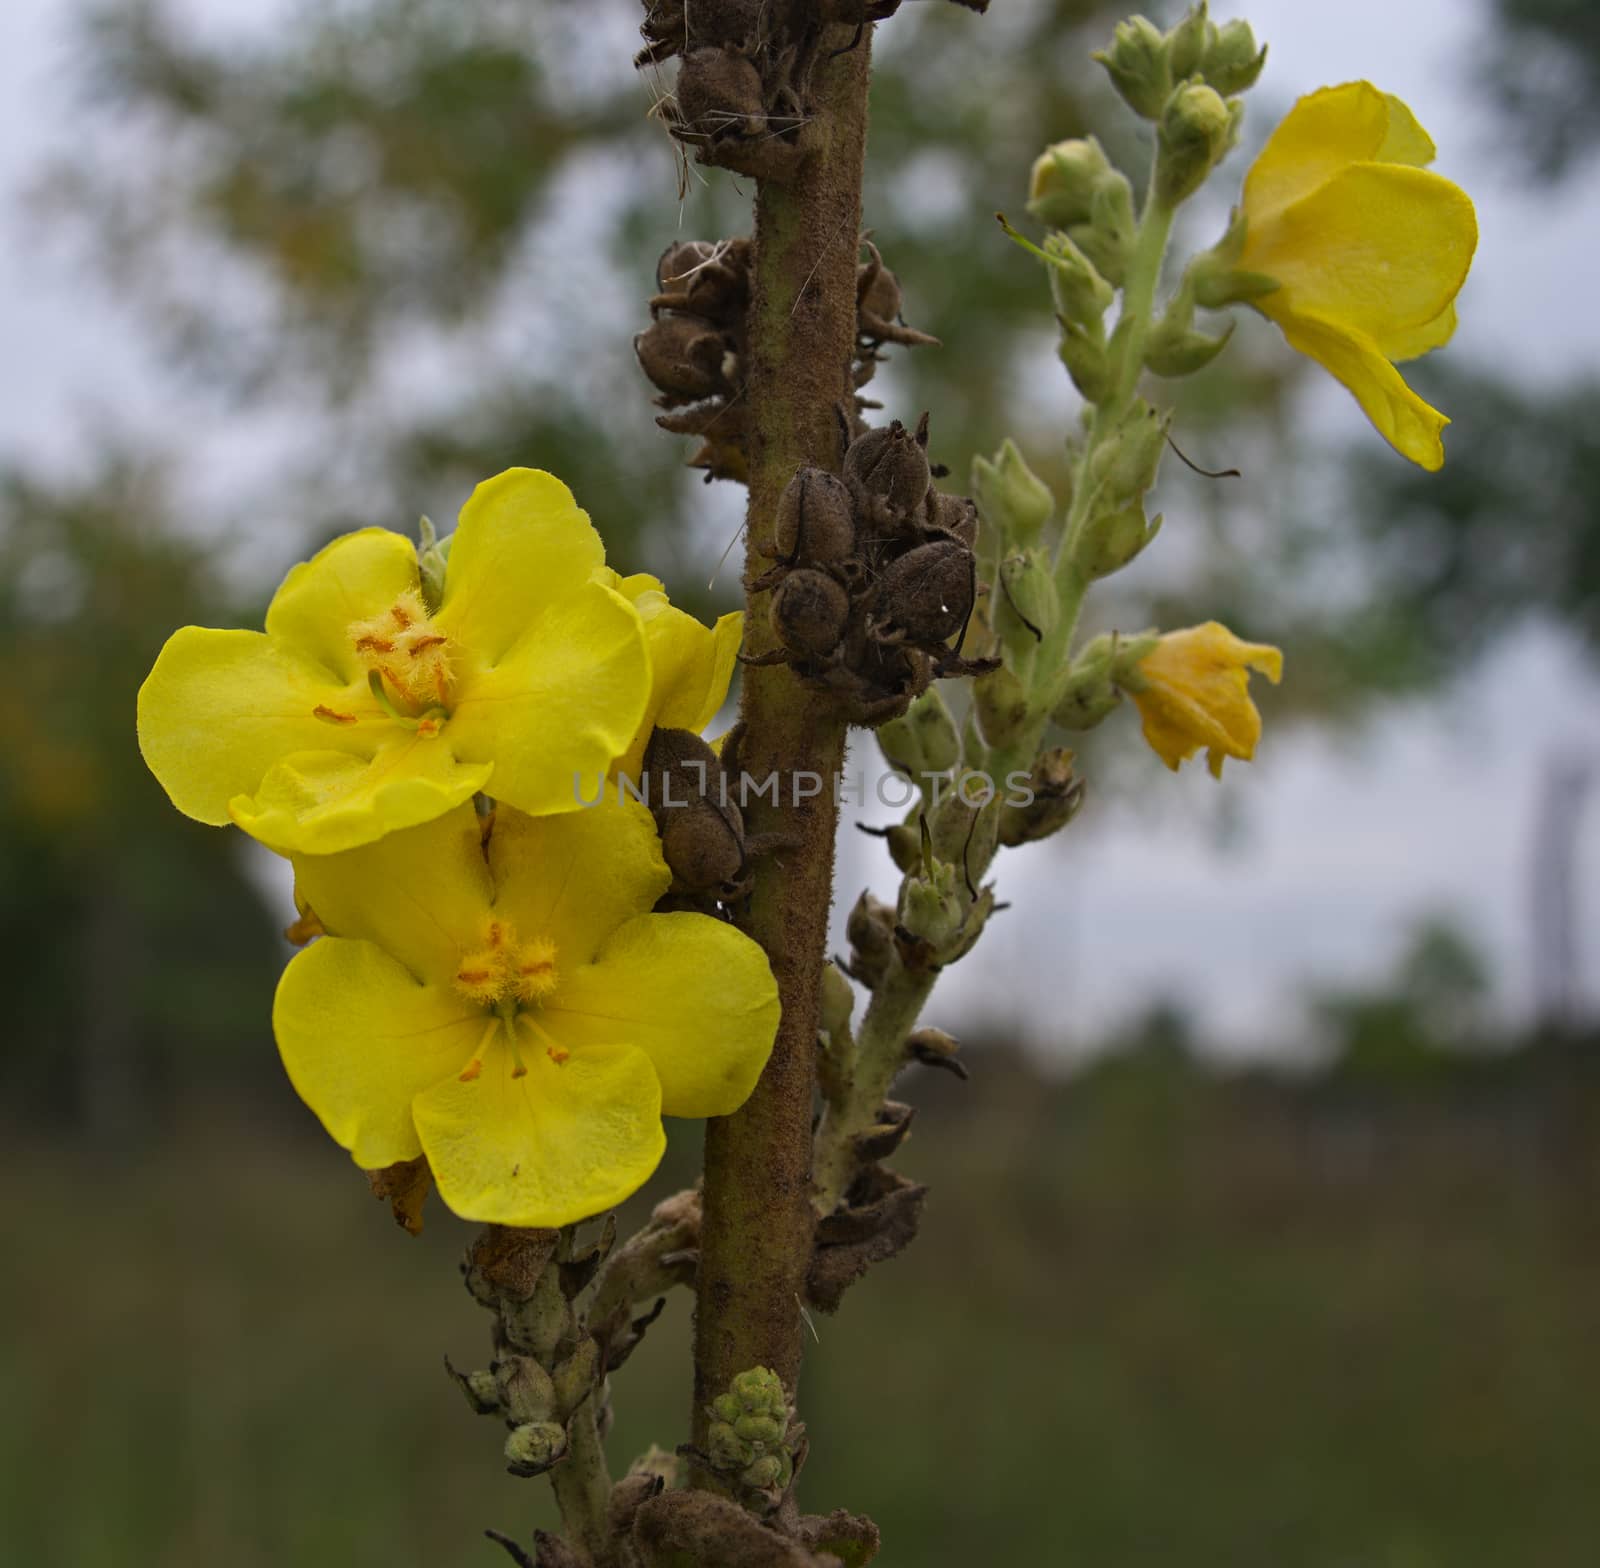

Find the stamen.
[
  {"left": 521, "top": 1013, "right": 571, "bottom": 1069},
  {"left": 313, "top": 705, "right": 357, "bottom": 725},
  {"left": 459, "top": 1018, "right": 500, "bottom": 1083}
]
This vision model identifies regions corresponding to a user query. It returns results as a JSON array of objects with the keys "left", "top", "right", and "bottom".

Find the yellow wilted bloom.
[
  {"left": 273, "top": 796, "right": 780, "bottom": 1227},
  {"left": 1125, "top": 622, "right": 1283, "bottom": 779},
  {"left": 596, "top": 567, "right": 743, "bottom": 783},
  {"left": 137, "top": 469, "right": 652, "bottom": 856},
  {"left": 1237, "top": 82, "right": 1477, "bottom": 471}
]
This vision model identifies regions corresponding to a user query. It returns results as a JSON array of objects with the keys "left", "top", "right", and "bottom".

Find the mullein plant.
[{"left": 134, "top": 4, "right": 1475, "bottom": 1563}]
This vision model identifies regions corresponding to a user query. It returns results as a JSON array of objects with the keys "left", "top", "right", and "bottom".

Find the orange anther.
[
  {"left": 459, "top": 1059, "right": 483, "bottom": 1083},
  {"left": 546, "top": 1045, "right": 570, "bottom": 1066},
  {"left": 312, "top": 705, "right": 357, "bottom": 725}
]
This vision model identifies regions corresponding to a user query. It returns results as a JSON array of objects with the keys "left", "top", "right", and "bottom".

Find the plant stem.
[
  {"left": 550, "top": 1397, "right": 613, "bottom": 1567},
  {"left": 691, "top": 22, "right": 875, "bottom": 1476}
]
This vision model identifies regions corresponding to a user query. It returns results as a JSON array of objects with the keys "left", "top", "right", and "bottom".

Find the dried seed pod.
[
  {"left": 856, "top": 241, "right": 940, "bottom": 350},
  {"left": 654, "top": 236, "right": 751, "bottom": 324},
  {"left": 871, "top": 540, "right": 976, "bottom": 647},
  {"left": 642, "top": 727, "right": 748, "bottom": 897},
  {"left": 843, "top": 414, "right": 932, "bottom": 526},
  {"left": 774, "top": 466, "right": 856, "bottom": 567},
  {"left": 659, "top": 805, "right": 745, "bottom": 893},
  {"left": 673, "top": 46, "right": 766, "bottom": 143},
  {"left": 845, "top": 890, "right": 898, "bottom": 989},
  {"left": 922, "top": 489, "right": 979, "bottom": 548},
  {"left": 634, "top": 313, "right": 733, "bottom": 402},
  {"left": 771, "top": 568, "right": 851, "bottom": 661},
  {"left": 638, "top": 0, "right": 773, "bottom": 65}
]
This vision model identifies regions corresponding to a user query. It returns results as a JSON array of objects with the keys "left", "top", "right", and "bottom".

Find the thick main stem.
[{"left": 691, "top": 26, "right": 874, "bottom": 1471}]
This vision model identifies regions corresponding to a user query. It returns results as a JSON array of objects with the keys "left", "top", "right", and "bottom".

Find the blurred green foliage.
[{"left": 6, "top": 1055, "right": 1600, "bottom": 1565}]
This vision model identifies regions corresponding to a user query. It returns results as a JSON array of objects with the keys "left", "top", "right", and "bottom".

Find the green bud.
[
  {"left": 1094, "top": 16, "right": 1171, "bottom": 120},
  {"left": 496, "top": 1355, "right": 558, "bottom": 1425},
  {"left": 818, "top": 962, "right": 854, "bottom": 1043},
  {"left": 905, "top": 688, "right": 962, "bottom": 775},
  {"left": 1043, "top": 232, "right": 1114, "bottom": 328},
  {"left": 899, "top": 861, "right": 965, "bottom": 952},
  {"left": 1167, "top": 3, "right": 1210, "bottom": 80},
  {"left": 883, "top": 818, "right": 922, "bottom": 875},
  {"left": 1057, "top": 318, "right": 1111, "bottom": 403},
  {"left": 1146, "top": 318, "right": 1233, "bottom": 378},
  {"left": 449, "top": 1363, "right": 503, "bottom": 1416},
  {"left": 1156, "top": 82, "right": 1233, "bottom": 206},
  {"left": 706, "top": 1419, "right": 747, "bottom": 1472},
  {"left": 1080, "top": 502, "right": 1163, "bottom": 580},
  {"left": 711, "top": 1392, "right": 742, "bottom": 1426},
  {"left": 734, "top": 1413, "right": 785, "bottom": 1446},
  {"left": 504, "top": 1421, "right": 568, "bottom": 1478},
  {"left": 972, "top": 438, "right": 1054, "bottom": 549},
  {"left": 742, "top": 1452, "right": 791, "bottom": 1493},
  {"left": 1026, "top": 135, "right": 1116, "bottom": 230},
  {"left": 1052, "top": 635, "right": 1122, "bottom": 732},
  {"left": 1202, "top": 19, "right": 1267, "bottom": 95},
  {"left": 417, "top": 517, "right": 450, "bottom": 611},
  {"left": 994, "top": 552, "right": 1058, "bottom": 660},
  {"left": 973, "top": 663, "right": 1032, "bottom": 750},
  {"left": 877, "top": 712, "right": 924, "bottom": 776},
  {"left": 730, "top": 1366, "right": 787, "bottom": 1418},
  {"left": 1088, "top": 400, "right": 1169, "bottom": 505},
  {"left": 1071, "top": 176, "right": 1136, "bottom": 286}
]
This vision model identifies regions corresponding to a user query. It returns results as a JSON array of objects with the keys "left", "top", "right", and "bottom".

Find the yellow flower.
[
  {"left": 1125, "top": 622, "right": 1283, "bottom": 779},
  {"left": 1238, "top": 82, "right": 1477, "bottom": 471},
  {"left": 274, "top": 795, "right": 780, "bottom": 1227},
  {"left": 137, "top": 469, "right": 651, "bottom": 855},
  {"left": 597, "top": 568, "right": 743, "bottom": 782}
]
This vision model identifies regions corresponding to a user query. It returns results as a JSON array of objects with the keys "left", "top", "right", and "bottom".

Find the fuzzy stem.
[
  {"left": 550, "top": 1399, "right": 612, "bottom": 1567},
  {"left": 690, "top": 24, "right": 875, "bottom": 1477}
]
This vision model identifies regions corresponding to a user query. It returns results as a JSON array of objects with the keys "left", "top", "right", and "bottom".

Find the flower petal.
[
  {"left": 230, "top": 732, "right": 493, "bottom": 855},
  {"left": 137, "top": 626, "right": 379, "bottom": 827},
  {"left": 436, "top": 469, "right": 607, "bottom": 666},
  {"left": 1377, "top": 94, "right": 1437, "bottom": 167},
  {"left": 1247, "top": 163, "right": 1477, "bottom": 344},
  {"left": 1243, "top": 81, "right": 1389, "bottom": 224},
  {"left": 544, "top": 911, "right": 779, "bottom": 1119},
  {"left": 274, "top": 936, "right": 484, "bottom": 1169},
  {"left": 1378, "top": 301, "right": 1457, "bottom": 364},
  {"left": 487, "top": 796, "right": 669, "bottom": 968},
  {"left": 291, "top": 804, "right": 494, "bottom": 988},
  {"left": 447, "top": 579, "right": 649, "bottom": 817},
  {"left": 264, "top": 528, "right": 422, "bottom": 685},
  {"left": 1274, "top": 310, "right": 1451, "bottom": 470},
  {"left": 414, "top": 1037, "right": 665, "bottom": 1227}
]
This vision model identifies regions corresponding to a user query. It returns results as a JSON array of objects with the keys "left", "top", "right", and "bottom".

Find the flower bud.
[
  {"left": 973, "top": 663, "right": 1031, "bottom": 750},
  {"left": 1145, "top": 315, "right": 1234, "bottom": 378},
  {"left": 1072, "top": 176, "right": 1137, "bottom": 286},
  {"left": 497, "top": 1355, "right": 559, "bottom": 1424},
  {"left": 995, "top": 552, "right": 1058, "bottom": 661},
  {"left": 504, "top": 1421, "right": 568, "bottom": 1478},
  {"left": 1088, "top": 400, "right": 1169, "bottom": 506},
  {"left": 819, "top": 962, "right": 854, "bottom": 1043},
  {"left": 1051, "top": 635, "right": 1122, "bottom": 732},
  {"left": 972, "top": 439, "right": 1054, "bottom": 548},
  {"left": 1094, "top": 16, "right": 1171, "bottom": 120},
  {"left": 1156, "top": 82, "right": 1233, "bottom": 206},
  {"left": 1026, "top": 135, "right": 1116, "bottom": 230},
  {"left": 1202, "top": 19, "right": 1267, "bottom": 96},
  {"left": 1057, "top": 319, "right": 1111, "bottom": 403},
  {"left": 908, "top": 688, "right": 961, "bottom": 774},
  {"left": 1166, "top": 2, "right": 1210, "bottom": 81},
  {"left": 417, "top": 516, "right": 449, "bottom": 611},
  {"left": 898, "top": 861, "right": 965, "bottom": 952},
  {"left": 1080, "top": 502, "right": 1163, "bottom": 581},
  {"left": 1044, "top": 233, "right": 1114, "bottom": 328}
]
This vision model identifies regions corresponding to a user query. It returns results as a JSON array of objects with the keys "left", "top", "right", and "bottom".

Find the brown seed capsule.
[
  {"left": 873, "top": 540, "right": 976, "bottom": 646},
  {"left": 922, "top": 489, "right": 979, "bottom": 548},
  {"left": 774, "top": 467, "right": 856, "bottom": 567},
  {"left": 634, "top": 313, "right": 732, "bottom": 401},
  {"left": 771, "top": 568, "right": 851, "bottom": 660},
  {"left": 843, "top": 413, "right": 932, "bottom": 525},
  {"left": 655, "top": 237, "right": 751, "bottom": 324},
  {"left": 642, "top": 727, "right": 749, "bottom": 895},
  {"left": 674, "top": 46, "right": 766, "bottom": 143},
  {"left": 659, "top": 804, "right": 745, "bottom": 892}
]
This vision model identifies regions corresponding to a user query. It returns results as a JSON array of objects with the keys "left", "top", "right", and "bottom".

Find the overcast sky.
[{"left": 3, "top": 0, "right": 1596, "bottom": 1059}]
